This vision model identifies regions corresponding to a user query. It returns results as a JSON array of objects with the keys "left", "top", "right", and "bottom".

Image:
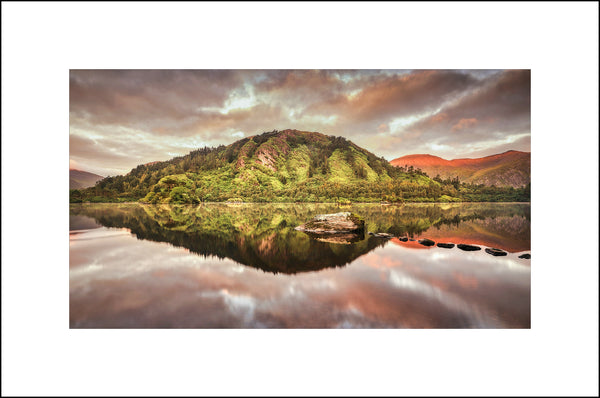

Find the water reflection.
[
  {"left": 70, "top": 228, "right": 530, "bottom": 328},
  {"left": 69, "top": 203, "right": 530, "bottom": 328},
  {"left": 70, "top": 202, "right": 530, "bottom": 273}
]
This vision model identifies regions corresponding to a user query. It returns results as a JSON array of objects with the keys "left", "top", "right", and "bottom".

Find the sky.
[{"left": 69, "top": 69, "right": 531, "bottom": 177}]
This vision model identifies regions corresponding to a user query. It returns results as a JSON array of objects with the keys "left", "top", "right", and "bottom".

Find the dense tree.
[{"left": 71, "top": 130, "right": 530, "bottom": 204}]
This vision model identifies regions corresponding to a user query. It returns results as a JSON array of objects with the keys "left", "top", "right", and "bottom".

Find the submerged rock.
[
  {"left": 369, "top": 232, "right": 394, "bottom": 239},
  {"left": 311, "top": 232, "right": 364, "bottom": 245},
  {"left": 485, "top": 247, "right": 508, "bottom": 256},
  {"left": 295, "top": 212, "right": 365, "bottom": 234},
  {"left": 409, "top": 238, "right": 416, "bottom": 241},
  {"left": 436, "top": 242, "right": 455, "bottom": 249},
  {"left": 457, "top": 243, "right": 482, "bottom": 251},
  {"left": 418, "top": 238, "right": 435, "bottom": 246},
  {"left": 518, "top": 253, "right": 531, "bottom": 259}
]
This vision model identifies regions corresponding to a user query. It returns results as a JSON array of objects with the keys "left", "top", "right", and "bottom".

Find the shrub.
[{"left": 169, "top": 187, "right": 191, "bottom": 204}]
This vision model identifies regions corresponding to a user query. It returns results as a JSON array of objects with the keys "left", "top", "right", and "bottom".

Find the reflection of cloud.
[
  {"left": 386, "top": 269, "right": 495, "bottom": 327},
  {"left": 70, "top": 226, "right": 529, "bottom": 328},
  {"left": 223, "top": 292, "right": 257, "bottom": 326},
  {"left": 362, "top": 251, "right": 403, "bottom": 269}
]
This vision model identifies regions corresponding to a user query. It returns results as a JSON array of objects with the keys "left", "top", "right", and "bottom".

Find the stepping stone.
[
  {"left": 436, "top": 242, "right": 455, "bottom": 249},
  {"left": 457, "top": 243, "right": 481, "bottom": 251},
  {"left": 485, "top": 247, "right": 507, "bottom": 256},
  {"left": 418, "top": 238, "right": 435, "bottom": 246}
]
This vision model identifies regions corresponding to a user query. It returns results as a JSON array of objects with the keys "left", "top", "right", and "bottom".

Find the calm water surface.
[{"left": 69, "top": 203, "right": 530, "bottom": 328}]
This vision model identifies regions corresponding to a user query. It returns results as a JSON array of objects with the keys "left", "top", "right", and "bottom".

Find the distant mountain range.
[
  {"left": 70, "top": 169, "right": 103, "bottom": 189},
  {"left": 390, "top": 150, "right": 530, "bottom": 188}
]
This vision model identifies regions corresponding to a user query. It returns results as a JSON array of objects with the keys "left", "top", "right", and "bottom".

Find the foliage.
[{"left": 71, "top": 130, "right": 531, "bottom": 204}]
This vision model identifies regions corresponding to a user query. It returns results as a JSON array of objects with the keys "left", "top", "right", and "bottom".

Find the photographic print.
[{"left": 69, "top": 69, "right": 531, "bottom": 328}]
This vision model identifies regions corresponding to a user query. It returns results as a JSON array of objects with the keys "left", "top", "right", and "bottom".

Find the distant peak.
[
  {"left": 390, "top": 154, "right": 449, "bottom": 167},
  {"left": 70, "top": 168, "right": 103, "bottom": 177},
  {"left": 498, "top": 150, "right": 528, "bottom": 155},
  {"left": 401, "top": 154, "right": 444, "bottom": 159}
]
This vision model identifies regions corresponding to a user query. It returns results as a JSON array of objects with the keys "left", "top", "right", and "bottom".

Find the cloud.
[
  {"left": 408, "top": 70, "right": 530, "bottom": 134},
  {"left": 377, "top": 123, "right": 389, "bottom": 133},
  {"left": 346, "top": 70, "right": 478, "bottom": 122},
  {"left": 70, "top": 69, "right": 530, "bottom": 174},
  {"left": 384, "top": 70, "right": 531, "bottom": 159},
  {"left": 452, "top": 118, "right": 478, "bottom": 132},
  {"left": 456, "top": 134, "right": 532, "bottom": 159},
  {"left": 70, "top": 70, "right": 243, "bottom": 135},
  {"left": 298, "top": 70, "right": 479, "bottom": 126}
]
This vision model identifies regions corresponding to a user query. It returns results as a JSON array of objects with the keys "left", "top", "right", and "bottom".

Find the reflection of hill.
[
  {"left": 350, "top": 203, "right": 530, "bottom": 250},
  {"left": 69, "top": 214, "right": 102, "bottom": 231},
  {"left": 69, "top": 203, "right": 387, "bottom": 274},
  {"left": 70, "top": 202, "right": 530, "bottom": 271},
  {"left": 391, "top": 216, "right": 530, "bottom": 252}
]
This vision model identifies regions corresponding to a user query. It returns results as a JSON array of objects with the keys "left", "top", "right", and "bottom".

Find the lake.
[{"left": 69, "top": 202, "right": 531, "bottom": 328}]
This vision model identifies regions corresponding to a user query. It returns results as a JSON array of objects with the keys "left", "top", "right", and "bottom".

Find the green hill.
[{"left": 70, "top": 129, "right": 530, "bottom": 203}]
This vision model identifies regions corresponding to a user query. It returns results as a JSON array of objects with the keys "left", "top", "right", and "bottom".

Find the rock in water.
[
  {"left": 437, "top": 242, "right": 455, "bottom": 249},
  {"left": 418, "top": 238, "right": 435, "bottom": 246},
  {"left": 457, "top": 243, "right": 481, "bottom": 251},
  {"left": 398, "top": 237, "right": 408, "bottom": 242},
  {"left": 295, "top": 212, "right": 365, "bottom": 234},
  {"left": 518, "top": 253, "right": 531, "bottom": 259},
  {"left": 371, "top": 232, "right": 394, "bottom": 239},
  {"left": 485, "top": 247, "right": 508, "bottom": 256}
]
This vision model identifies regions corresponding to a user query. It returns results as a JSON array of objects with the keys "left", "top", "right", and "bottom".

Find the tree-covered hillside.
[{"left": 70, "top": 129, "right": 530, "bottom": 203}]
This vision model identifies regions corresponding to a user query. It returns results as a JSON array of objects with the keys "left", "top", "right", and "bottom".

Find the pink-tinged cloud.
[
  {"left": 377, "top": 123, "right": 389, "bottom": 133},
  {"left": 452, "top": 118, "right": 478, "bottom": 132}
]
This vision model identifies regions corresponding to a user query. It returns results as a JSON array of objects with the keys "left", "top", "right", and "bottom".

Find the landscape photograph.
[
  {"left": 69, "top": 69, "right": 532, "bottom": 328},
  {"left": 5, "top": 2, "right": 599, "bottom": 396}
]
